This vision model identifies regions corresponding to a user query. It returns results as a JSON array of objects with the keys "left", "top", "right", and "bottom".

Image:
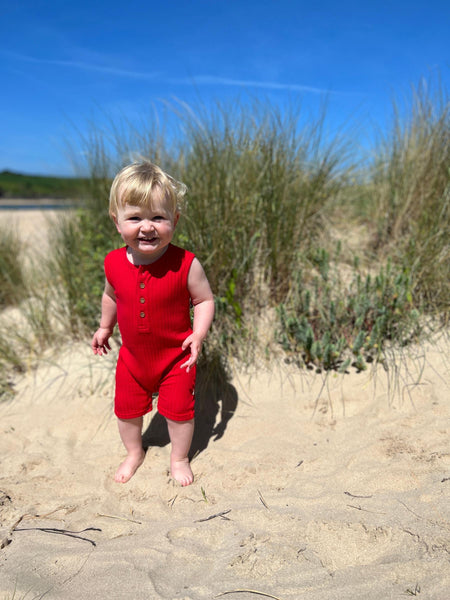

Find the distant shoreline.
[{"left": 0, "top": 198, "right": 75, "bottom": 210}]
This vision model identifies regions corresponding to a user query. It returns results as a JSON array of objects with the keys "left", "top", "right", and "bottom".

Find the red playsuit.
[{"left": 104, "top": 243, "right": 196, "bottom": 421}]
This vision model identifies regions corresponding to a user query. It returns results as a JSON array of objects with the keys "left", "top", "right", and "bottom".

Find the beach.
[{"left": 0, "top": 209, "right": 449, "bottom": 599}]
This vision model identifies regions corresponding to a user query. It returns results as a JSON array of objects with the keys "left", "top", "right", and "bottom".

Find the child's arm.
[
  {"left": 181, "top": 258, "right": 215, "bottom": 372},
  {"left": 91, "top": 279, "right": 117, "bottom": 356}
]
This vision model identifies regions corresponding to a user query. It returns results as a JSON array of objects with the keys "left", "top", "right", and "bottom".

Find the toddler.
[{"left": 91, "top": 162, "right": 215, "bottom": 486}]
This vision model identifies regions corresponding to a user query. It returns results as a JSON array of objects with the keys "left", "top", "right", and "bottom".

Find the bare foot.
[
  {"left": 114, "top": 450, "right": 145, "bottom": 483},
  {"left": 170, "top": 456, "right": 194, "bottom": 487}
]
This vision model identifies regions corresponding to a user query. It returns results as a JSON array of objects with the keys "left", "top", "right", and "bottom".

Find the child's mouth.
[{"left": 138, "top": 236, "right": 157, "bottom": 244}]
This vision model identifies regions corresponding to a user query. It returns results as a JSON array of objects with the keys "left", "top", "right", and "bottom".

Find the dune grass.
[
  {"left": 0, "top": 77, "right": 448, "bottom": 395},
  {"left": 0, "top": 228, "right": 26, "bottom": 397},
  {"left": 48, "top": 210, "right": 119, "bottom": 337},
  {"left": 366, "top": 77, "right": 450, "bottom": 320},
  {"left": 60, "top": 98, "right": 354, "bottom": 364},
  {"left": 0, "top": 226, "right": 27, "bottom": 309},
  {"left": 173, "top": 99, "right": 352, "bottom": 299}
]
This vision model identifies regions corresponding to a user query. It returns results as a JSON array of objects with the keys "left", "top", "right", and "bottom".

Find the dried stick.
[
  {"left": 195, "top": 509, "right": 231, "bottom": 523},
  {"left": 215, "top": 590, "right": 284, "bottom": 600}
]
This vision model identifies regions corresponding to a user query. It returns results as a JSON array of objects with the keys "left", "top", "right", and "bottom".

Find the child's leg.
[
  {"left": 166, "top": 418, "right": 194, "bottom": 486},
  {"left": 115, "top": 417, "right": 145, "bottom": 483}
]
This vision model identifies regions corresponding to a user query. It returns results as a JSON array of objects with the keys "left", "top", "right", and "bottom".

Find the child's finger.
[
  {"left": 180, "top": 351, "right": 197, "bottom": 371},
  {"left": 180, "top": 350, "right": 200, "bottom": 372},
  {"left": 181, "top": 334, "right": 193, "bottom": 351}
]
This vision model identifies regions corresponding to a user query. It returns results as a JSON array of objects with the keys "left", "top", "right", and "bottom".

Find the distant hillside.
[{"left": 0, "top": 170, "right": 87, "bottom": 199}]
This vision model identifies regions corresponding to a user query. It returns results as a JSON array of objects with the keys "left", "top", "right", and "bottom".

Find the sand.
[
  {"left": 0, "top": 209, "right": 449, "bottom": 599},
  {"left": 0, "top": 206, "right": 64, "bottom": 254}
]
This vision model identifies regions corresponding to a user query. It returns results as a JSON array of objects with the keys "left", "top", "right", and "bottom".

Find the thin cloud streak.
[
  {"left": 3, "top": 51, "right": 159, "bottom": 80},
  {"left": 4, "top": 51, "right": 336, "bottom": 94},
  {"left": 171, "top": 75, "right": 335, "bottom": 94}
]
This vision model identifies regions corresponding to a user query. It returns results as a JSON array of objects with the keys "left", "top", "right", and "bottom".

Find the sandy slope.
[
  {"left": 0, "top": 207, "right": 60, "bottom": 251},
  {"left": 0, "top": 338, "right": 449, "bottom": 600}
]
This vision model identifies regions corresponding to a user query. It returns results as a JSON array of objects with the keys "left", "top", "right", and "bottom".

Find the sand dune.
[
  {"left": 0, "top": 206, "right": 62, "bottom": 251},
  {"left": 1, "top": 338, "right": 449, "bottom": 600}
]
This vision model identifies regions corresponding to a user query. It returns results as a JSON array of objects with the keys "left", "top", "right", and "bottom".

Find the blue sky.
[{"left": 1, "top": 0, "right": 449, "bottom": 176}]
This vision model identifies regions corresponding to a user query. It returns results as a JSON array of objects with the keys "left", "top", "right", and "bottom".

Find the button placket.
[{"left": 137, "top": 269, "right": 150, "bottom": 330}]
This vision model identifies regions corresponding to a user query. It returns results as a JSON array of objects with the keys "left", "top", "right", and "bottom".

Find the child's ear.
[
  {"left": 111, "top": 214, "right": 121, "bottom": 233},
  {"left": 174, "top": 212, "right": 180, "bottom": 227}
]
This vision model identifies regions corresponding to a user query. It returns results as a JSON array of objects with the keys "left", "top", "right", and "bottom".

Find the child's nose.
[{"left": 141, "top": 219, "right": 155, "bottom": 231}]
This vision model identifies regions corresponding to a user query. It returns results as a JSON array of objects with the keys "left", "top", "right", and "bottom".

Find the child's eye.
[{"left": 128, "top": 216, "right": 141, "bottom": 222}]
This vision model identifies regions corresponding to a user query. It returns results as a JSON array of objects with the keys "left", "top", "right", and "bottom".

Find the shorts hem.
[
  {"left": 115, "top": 407, "right": 153, "bottom": 420},
  {"left": 157, "top": 406, "right": 195, "bottom": 422}
]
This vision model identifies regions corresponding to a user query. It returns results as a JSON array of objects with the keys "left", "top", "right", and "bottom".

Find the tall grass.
[
  {"left": 0, "top": 327, "right": 25, "bottom": 400},
  {"left": 0, "top": 227, "right": 27, "bottom": 398},
  {"left": 368, "top": 77, "right": 450, "bottom": 319},
  {"left": 0, "top": 226, "right": 26, "bottom": 308},
  {"left": 174, "top": 99, "right": 352, "bottom": 301},
  {"left": 50, "top": 109, "right": 175, "bottom": 336},
  {"left": 49, "top": 211, "right": 118, "bottom": 336},
  {"left": 56, "top": 98, "right": 354, "bottom": 363},
  {"left": 0, "top": 226, "right": 72, "bottom": 399}
]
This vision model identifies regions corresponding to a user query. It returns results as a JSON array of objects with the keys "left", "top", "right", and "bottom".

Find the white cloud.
[{"left": 170, "top": 75, "right": 333, "bottom": 94}]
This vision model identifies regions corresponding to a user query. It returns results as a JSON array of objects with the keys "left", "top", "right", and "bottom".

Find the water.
[{"left": 0, "top": 203, "right": 74, "bottom": 210}]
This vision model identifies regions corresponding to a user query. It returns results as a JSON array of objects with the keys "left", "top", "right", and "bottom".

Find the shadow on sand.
[{"left": 142, "top": 355, "right": 238, "bottom": 459}]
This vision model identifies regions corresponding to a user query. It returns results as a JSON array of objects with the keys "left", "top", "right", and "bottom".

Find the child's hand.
[
  {"left": 180, "top": 333, "right": 203, "bottom": 372},
  {"left": 92, "top": 327, "right": 113, "bottom": 356}
]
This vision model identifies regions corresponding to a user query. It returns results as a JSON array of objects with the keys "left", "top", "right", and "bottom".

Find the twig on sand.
[
  {"left": 397, "top": 500, "right": 424, "bottom": 520},
  {"left": 344, "top": 491, "right": 373, "bottom": 499},
  {"left": 195, "top": 509, "right": 231, "bottom": 523},
  {"left": 96, "top": 513, "right": 142, "bottom": 524},
  {"left": 215, "top": 590, "right": 284, "bottom": 600},
  {"left": 167, "top": 495, "right": 178, "bottom": 508},
  {"left": 14, "top": 526, "right": 101, "bottom": 546},
  {"left": 404, "top": 583, "right": 421, "bottom": 596},
  {"left": 347, "top": 504, "right": 385, "bottom": 514},
  {"left": 258, "top": 489, "right": 269, "bottom": 509}
]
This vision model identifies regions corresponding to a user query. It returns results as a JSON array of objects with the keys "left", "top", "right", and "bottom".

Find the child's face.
[{"left": 113, "top": 201, "right": 179, "bottom": 264}]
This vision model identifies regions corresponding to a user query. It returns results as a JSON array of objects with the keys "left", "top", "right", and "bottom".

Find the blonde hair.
[{"left": 109, "top": 162, "right": 187, "bottom": 218}]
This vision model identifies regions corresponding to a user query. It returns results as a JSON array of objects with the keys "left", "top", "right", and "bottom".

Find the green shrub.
[{"left": 277, "top": 247, "right": 422, "bottom": 372}]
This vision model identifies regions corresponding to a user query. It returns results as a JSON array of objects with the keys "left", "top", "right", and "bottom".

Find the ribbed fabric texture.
[{"left": 105, "top": 243, "right": 195, "bottom": 393}]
